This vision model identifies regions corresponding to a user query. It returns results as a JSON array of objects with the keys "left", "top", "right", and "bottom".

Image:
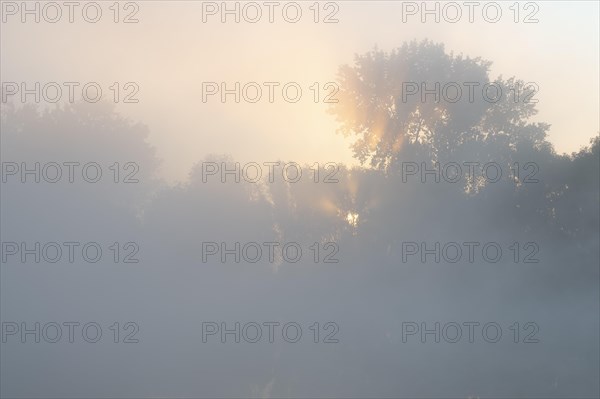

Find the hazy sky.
[{"left": 2, "top": 1, "right": 598, "bottom": 182}]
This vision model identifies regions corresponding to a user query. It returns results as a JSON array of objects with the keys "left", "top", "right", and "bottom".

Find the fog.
[{"left": 1, "top": 2, "right": 599, "bottom": 398}]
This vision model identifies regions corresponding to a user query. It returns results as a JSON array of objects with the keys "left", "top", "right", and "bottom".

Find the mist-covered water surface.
[{"left": 1, "top": 1, "right": 599, "bottom": 398}]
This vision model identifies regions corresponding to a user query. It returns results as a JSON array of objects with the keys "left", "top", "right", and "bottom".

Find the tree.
[{"left": 330, "top": 40, "right": 549, "bottom": 172}]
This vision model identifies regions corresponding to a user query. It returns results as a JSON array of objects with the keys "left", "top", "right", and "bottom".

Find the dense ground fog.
[{"left": 1, "top": 41, "right": 599, "bottom": 398}]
